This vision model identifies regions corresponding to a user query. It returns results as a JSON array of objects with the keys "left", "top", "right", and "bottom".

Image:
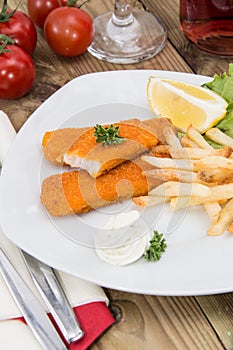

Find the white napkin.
[
  {"left": 0, "top": 320, "right": 42, "bottom": 349},
  {"left": 0, "top": 110, "right": 108, "bottom": 322}
]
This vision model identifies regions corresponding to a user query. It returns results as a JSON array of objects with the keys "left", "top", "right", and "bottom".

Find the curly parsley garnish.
[
  {"left": 145, "top": 231, "right": 167, "bottom": 262},
  {"left": 94, "top": 124, "right": 125, "bottom": 146}
]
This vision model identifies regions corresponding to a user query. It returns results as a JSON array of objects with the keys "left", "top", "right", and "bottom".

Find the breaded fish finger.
[
  {"left": 42, "top": 127, "right": 89, "bottom": 165},
  {"left": 40, "top": 155, "right": 161, "bottom": 216},
  {"left": 42, "top": 118, "right": 160, "bottom": 178}
]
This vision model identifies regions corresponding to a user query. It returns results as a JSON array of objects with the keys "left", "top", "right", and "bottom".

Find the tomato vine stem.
[
  {"left": 0, "top": 34, "right": 14, "bottom": 54},
  {"left": 65, "top": 0, "right": 91, "bottom": 8},
  {"left": 0, "top": 0, "right": 18, "bottom": 23}
]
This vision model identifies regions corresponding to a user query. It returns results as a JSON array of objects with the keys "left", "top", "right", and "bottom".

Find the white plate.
[{"left": 1, "top": 70, "right": 232, "bottom": 296}]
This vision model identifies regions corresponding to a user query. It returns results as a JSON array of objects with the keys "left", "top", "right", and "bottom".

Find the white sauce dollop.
[{"left": 95, "top": 210, "right": 152, "bottom": 266}]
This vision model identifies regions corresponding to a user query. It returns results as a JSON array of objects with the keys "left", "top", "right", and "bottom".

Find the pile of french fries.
[{"left": 134, "top": 120, "right": 233, "bottom": 236}]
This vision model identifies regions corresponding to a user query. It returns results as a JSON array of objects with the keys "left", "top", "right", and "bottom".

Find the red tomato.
[
  {"left": 0, "top": 43, "right": 35, "bottom": 99},
  {"left": 27, "top": 0, "right": 67, "bottom": 29},
  {"left": 0, "top": 10, "right": 37, "bottom": 55},
  {"left": 44, "top": 7, "right": 95, "bottom": 57}
]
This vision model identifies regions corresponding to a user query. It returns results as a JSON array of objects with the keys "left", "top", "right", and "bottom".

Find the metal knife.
[
  {"left": 21, "top": 251, "right": 84, "bottom": 343},
  {"left": 0, "top": 248, "right": 67, "bottom": 350}
]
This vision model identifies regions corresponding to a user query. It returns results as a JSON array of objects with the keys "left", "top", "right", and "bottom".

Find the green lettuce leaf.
[
  {"left": 202, "top": 63, "right": 233, "bottom": 104},
  {"left": 202, "top": 64, "right": 233, "bottom": 145},
  {"left": 216, "top": 110, "right": 233, "bottom": 138}
]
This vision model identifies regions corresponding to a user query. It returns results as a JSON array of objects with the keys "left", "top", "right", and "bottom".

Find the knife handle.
[
  {"left": 22, "top": 251, "right": 84, "bottom": 343},
  {"left": 40, "top": 265, "right": 84, "bottom": 343}
]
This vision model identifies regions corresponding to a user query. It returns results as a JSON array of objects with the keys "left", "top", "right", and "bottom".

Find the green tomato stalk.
[
  {"left": 62, "top": 0, "right": 91, "bottom": 8},
  {"left": 0, "top": 34, "right": 14, "bottom": 54},
  {"left": 0, "top": 0, "right": 18, "bottom": 23}
]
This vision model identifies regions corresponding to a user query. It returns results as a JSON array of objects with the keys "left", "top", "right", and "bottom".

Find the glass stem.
[{"left": 112, "top": 0, "right": 134, "bottom": 26}]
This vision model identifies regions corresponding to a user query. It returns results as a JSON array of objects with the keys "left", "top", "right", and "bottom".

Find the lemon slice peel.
[{"left": 147, "top": 77, "right": 228, "bottom": 133}]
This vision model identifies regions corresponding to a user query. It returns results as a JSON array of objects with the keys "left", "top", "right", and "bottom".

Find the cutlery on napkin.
[
  {"left": 0, "top": 110, "right": 115, "bottom": 349},
  {"left": 21, "top": 250, "right": 84, "bottom": 343},
  {"left": 0, "top": 247, "right": 67, "bottom": 350}
]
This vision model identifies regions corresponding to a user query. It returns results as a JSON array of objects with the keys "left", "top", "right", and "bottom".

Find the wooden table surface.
[{"left": 3, "top": 1, "right": 233, "bottom": 349}]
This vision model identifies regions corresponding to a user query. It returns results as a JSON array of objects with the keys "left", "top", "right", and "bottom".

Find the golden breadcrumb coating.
[
  {"left": 41, "top": 154, "right": 161, "bottom": 216},
  {"left": 42, "top": 118, "right": 160, "bottom": 177}
]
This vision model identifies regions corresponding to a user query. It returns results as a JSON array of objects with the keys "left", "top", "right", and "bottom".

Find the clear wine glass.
[{"left": 87, "top": 0, "right": 167, "bottom": 64}]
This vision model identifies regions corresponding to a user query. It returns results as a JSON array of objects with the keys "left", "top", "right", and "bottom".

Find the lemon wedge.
[{"left": 147, "top": 77, "right": 228, "bottom": 133}]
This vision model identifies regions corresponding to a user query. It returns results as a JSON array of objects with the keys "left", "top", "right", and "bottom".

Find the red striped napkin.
[{"left": 15, "top": 301, "right": 114, "bottom": 349}]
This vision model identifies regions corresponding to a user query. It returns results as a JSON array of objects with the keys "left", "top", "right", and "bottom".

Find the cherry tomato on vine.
[
  {"left": 0, "top": 35, "right": 35, "bottom": 99},
  {"left": 44, "top": 7, "right": 95, "bottom": 57},
  {"left": 0, "top": 0, "right": 37, "bottom": 55},
  {"left": 27, "top": 0, "right": 67, "bottom": 29}
]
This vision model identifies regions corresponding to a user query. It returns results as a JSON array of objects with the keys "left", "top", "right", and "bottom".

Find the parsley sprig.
[
  {"left": 145, "top": 231, "right": 167, "bottom": 262},
  {"left": 94, "top": 124, "right": 125, "bottom": 146}
]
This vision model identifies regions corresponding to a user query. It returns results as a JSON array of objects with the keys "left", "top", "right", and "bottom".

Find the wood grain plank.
[
  {"left": 197, "top": 294, "right": 233, "bottom": 350},
  {"left": 91, "top": 290, "right": 225, "bottom": 350}
]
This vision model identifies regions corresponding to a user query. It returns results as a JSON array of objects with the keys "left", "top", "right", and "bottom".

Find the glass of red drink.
[{"left": 180, "top": 0, "right": 233, "bottom": 56}]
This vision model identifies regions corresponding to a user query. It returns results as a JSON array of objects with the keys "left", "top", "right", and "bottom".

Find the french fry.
[
  {"left": 142, "top": 155, "right": 193, "bottom": 171},
  {"left": 170, "top": 183, "right": 233, "bottom": 209},
  {"left": 143, "top": 155, "right": 233, "bottom": 172},
  {"left": 151, "top": 145, "right": 231, "bottom": 159},
  {"left": 169, "top": 196, "right": 192, "bottom": 211},
  {"left": 206, "top": 128, "right": 233, "bottom": 149},
  {"left": 193, "top": 155, "right": 233, "bottom": 171},
  {"left": 151, "top": 118, "right": 183, "bottom": 149},
  {"left": 197, "top": 167, "right": 233, "bottom": 184},
  {"left": 180, "top": 135, "right": 200, "bottom": 148},
  {"left": 151, "top": 145, "right": 171, "bottom": 158},
  {"left": 218, "top": 199, "right": 228, "bottom": 205},
  {"left": 139, "top": 122, "right": 233, "bottom": 236},
  {"left": 146, "top": 168, "right": 200, "bottom": 183},
  {"left": 219, "top": 146, "right": 233, "bottom": 158},
  {"left": 186, "top": 125, "right": 213, "bottom": 149},
  {"left": 168, "top": 146, "right": 231, "bottom": 160},
  {"left": 165, "top": 133, "right": 183, "bottom": 151},
  {"left": 203, "top": 202, "right": 221, "bottom": 224},
  {"left": 149, "top": 181, "right": 211, "bottom": 197},
  {"left": 207, "top": 198, "right": 233, "bottom": 236},
  {"left": 133, "top": 195, "right": 169, "bottom": 207},
  {"left": 227, "top": 221, "right": 233, "bottom": 232}
]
